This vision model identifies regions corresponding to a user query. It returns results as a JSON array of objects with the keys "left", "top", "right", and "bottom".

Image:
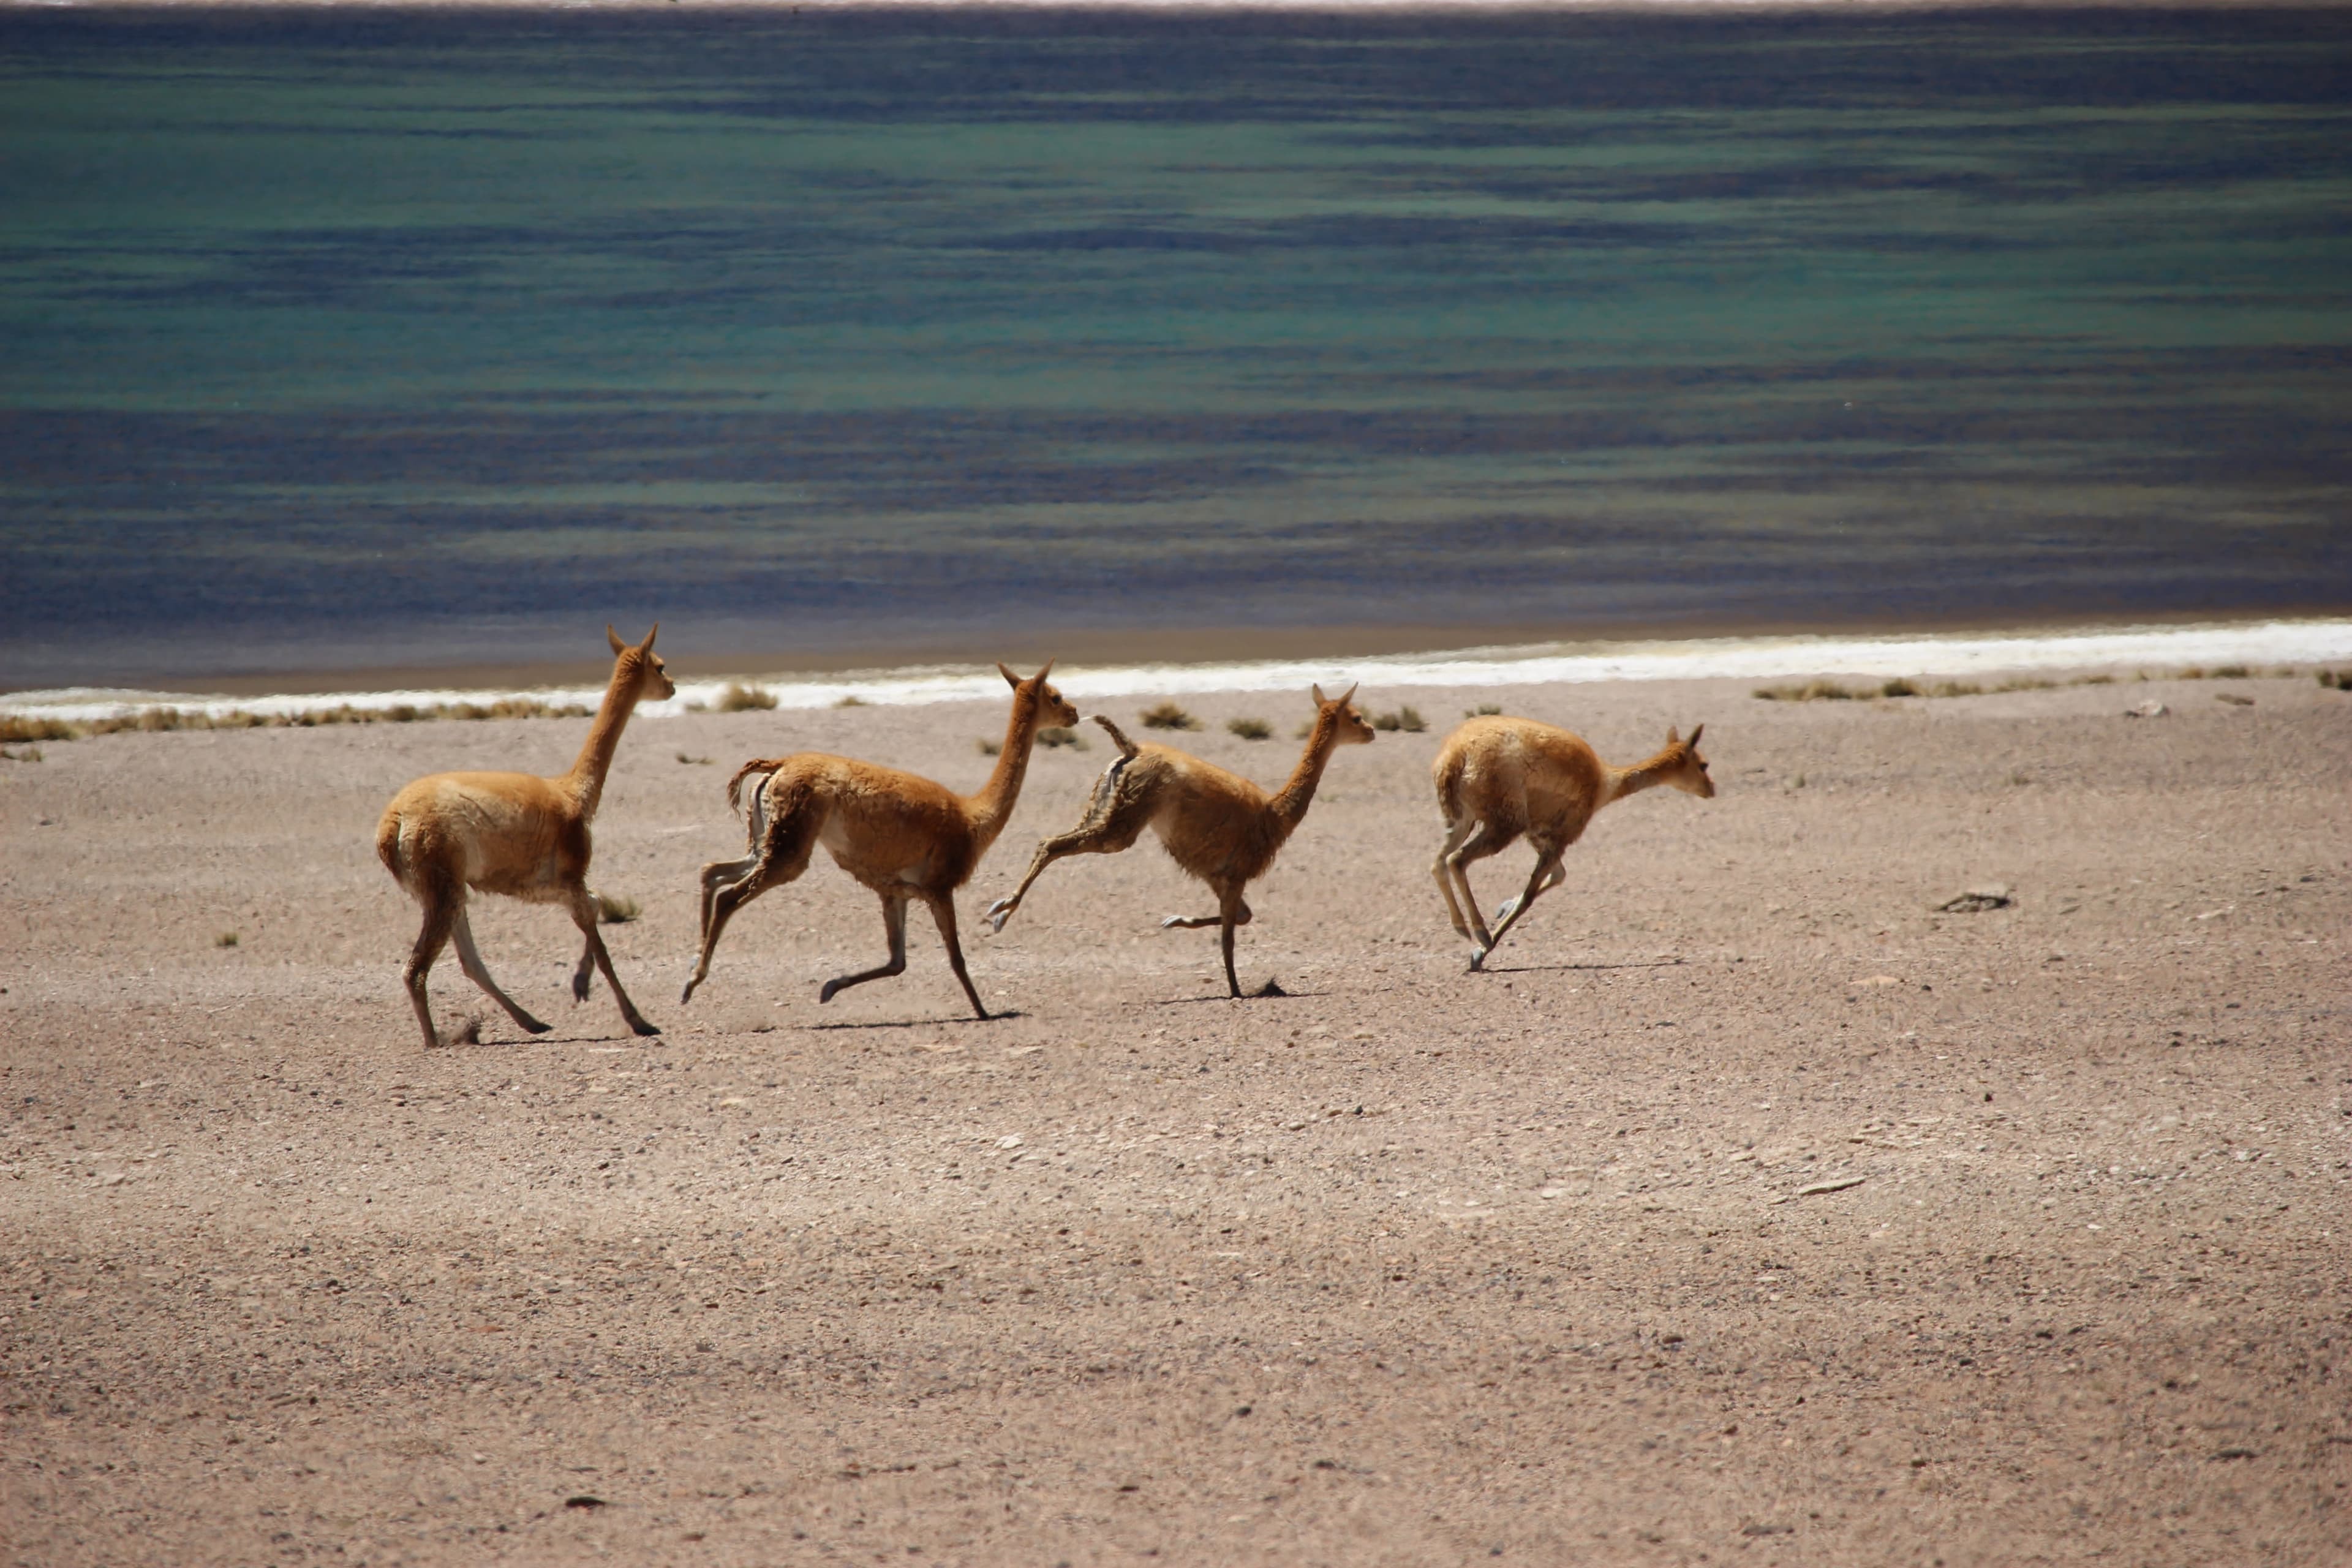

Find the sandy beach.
[{"left": 3, "top": 665, "right": 2348, "bottom": 1565}]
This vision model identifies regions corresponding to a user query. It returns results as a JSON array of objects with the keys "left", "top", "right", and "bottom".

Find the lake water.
[{"left": 4, "top": 5, "right": 2349, "bottom": 687}]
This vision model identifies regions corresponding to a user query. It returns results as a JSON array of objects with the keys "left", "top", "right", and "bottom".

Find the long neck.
[
  {"left": 1267, "top": 710, "right": 1344, "bottom": 833},
  {"left": 1603, "top": 745, "right": 1681, "bottom": 810},
  {"left": 963, "top": 690, "right": 1041, "bottom": 845},
  {"left": 560, "top": 663, "right": 643, "bottom": 818}
]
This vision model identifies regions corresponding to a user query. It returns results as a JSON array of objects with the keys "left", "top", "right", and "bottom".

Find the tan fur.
[
  {"left": 375, "top": 626, "right": 676, "bottom": 1047},
  {"left": 680, "top": 663, "right": 1079, "bottom": 1020},
  {"left": 1429, "top": 715, "right": 1714, "bottom": 970},
  {"left": 984, "top": 684, "right": 1375, "bottom": 998}
]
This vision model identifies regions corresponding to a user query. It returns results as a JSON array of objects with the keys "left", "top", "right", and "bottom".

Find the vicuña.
[
  {"left": 1431, "top": 714, "right": 1713, "bottom": 970},
  {"left": 375, "top": 625, "right": 674, "bottom": 1048},
  {"left": 681, "top": 662, "right": 1078, "bottom": 1020},
  {"left": 986, "top": 684, "right": 1375, "bottom": 998}
]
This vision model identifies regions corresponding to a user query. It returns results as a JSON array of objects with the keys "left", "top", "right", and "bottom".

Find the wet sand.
[{"left": 3, "top": 668, "right": 2348, "bottom": 1565}]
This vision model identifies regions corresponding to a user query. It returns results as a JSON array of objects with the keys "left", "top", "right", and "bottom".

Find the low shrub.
[
  {"left": 1226, "top": 717, "right": 1272, "bottom": 741},
  {"left": 1140, "top": 700, "right": 1200, "bottom": 731},
  {"left": 716, "top": 682, "right": 778, "bottom": 712}
]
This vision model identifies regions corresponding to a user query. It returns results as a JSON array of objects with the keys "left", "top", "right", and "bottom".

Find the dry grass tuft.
[
  {"left": 1752, "top": 679, "right": 1863, "bottom": 702},
  {"left": 1371, "top": 706, "right": 1427, "bottom": 733},
  {"left": 1, "top": 715, "right": 79, "bottom": 742},
  {"left": 1140, "top": 700, "right": 1201, "bottom": 731},
  {"left": 716, "top": 682, "right": 778, "bottom": 712},
  {"left": 1226, "top": 717, "right": 1272, "bottom": 741},
  {"left": 1, "top": 697, "right": 598, "bottom": 742},
  {"left": 215, "top": 931, "right": 239, "bottom": 948},
  {"left": 1751, "top": 670, "right": 2151, "bottom": 704},
  {"left": 595, "top": 892, "right": 641, "bottom": 924},
  {"left": 1464, "top": 703, "right": 1503, "bottom": 717},
  {"left": 1037, "top": 727, "right": 1087, "bottom": 750}
]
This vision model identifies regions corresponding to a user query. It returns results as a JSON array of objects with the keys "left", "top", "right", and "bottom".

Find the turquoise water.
[{"left": 4, "top": 6, "right": 2349, "bottom": 683}]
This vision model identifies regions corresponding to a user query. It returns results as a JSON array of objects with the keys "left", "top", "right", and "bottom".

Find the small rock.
[
  {"left": 1797, "top": 1175, "right": 1868, "bottom": 1197},
  {"left": 1936, "top": 886, "right": 2012, "bottom": 913},
  {"left": 2124, "top": 700, "right": 2169, "bottom": 718}
]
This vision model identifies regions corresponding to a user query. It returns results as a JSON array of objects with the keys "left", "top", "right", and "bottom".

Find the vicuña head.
[{"left": 1656, "top": 723, "right": 1714, "bottom": 798}]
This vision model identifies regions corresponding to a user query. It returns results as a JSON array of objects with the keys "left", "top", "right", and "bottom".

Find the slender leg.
[
  {"left": 570, "top": 935, "right": 597, "bottom": 1003},
  {"left": 1163, "top": 898, "right": 1251, "bottom": 932},
  {"left": 924, "top": 892, "right": 991, "bottom": 1020},
  {"left": 1444, "top": 820, "right": 1518, "bottom": 952},
  {"left": 1430, "top": 814, "right": 1477, "bottom": 938},
  {"left": 1472, "top": 849, "right": 1564, "bottom": 971},
  {"left": 451, "top": 906, "right": 552, "bottom": 1035},
  {"left": 820, "top": 895, "right": 908, "bottom": 1003},
  {"left": 984, "top": 777, "right": 1153, "bottom": 933},
  {"left": 401, "top": 887, "right": 460, "bottom": 1049},
  {"left": 1217, "top": 884, "right": 1248, "bottom": 998},
  {"left": 698, "top": 773, "right": 772, "bottom": 943},
  {"left": 567, "top": 886, "right": 660, "bottom": 1038},
  {"left": 697, "top": 852, "right": 761, "bottom": 948},
  {"left": 1494, "top": 861, "right": 1567, "bottom": 925},
  {"left": 680, "top": 791, "right": 821, "bottom": 1005}
]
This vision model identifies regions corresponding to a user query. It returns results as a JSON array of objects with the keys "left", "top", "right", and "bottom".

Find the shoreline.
[
  {"left": 8, "top": 612, "right": 2350, "bottom": 725},
  {"left": 29, "top": 601, "right": 2352, "bottom": 702}
]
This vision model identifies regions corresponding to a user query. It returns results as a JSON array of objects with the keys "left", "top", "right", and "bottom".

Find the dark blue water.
[{"left": 4, "top": 6, "right": 2350, "bottom": 685}]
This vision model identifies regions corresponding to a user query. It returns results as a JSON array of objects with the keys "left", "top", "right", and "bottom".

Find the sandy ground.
[{"left": 2, "top": 668, "right": 2348, "bottom": 1567}]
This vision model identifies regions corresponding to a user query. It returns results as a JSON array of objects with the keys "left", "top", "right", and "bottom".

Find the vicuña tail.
[
  {"left": 726, "top": 758, "right": 788, "bottom": 815},
  {"left": 1091, "top": 715, "right": 1140, "bottom": 758}
]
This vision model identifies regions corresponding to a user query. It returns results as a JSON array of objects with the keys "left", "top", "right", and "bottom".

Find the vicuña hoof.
[
  {"left": 1158, "top": 914, "right": 1185, "bottom": 930},
  {"left": 522, "top": 1016, "right": 553, "bottom": 1035},
  {"left": 818, "top": 979, "right": 843, "bottom": 1005},
  {"left": 572, "top": 973, "right": 593, "bottom": 1003},
  {"left": 1493, "top": 898, "right": 1520, "bottom": 923},
  {"left": 631, "top": 1017, "right": 662, "bottom": 1037},
  {"left": 983, "top": 897, "right": 1016, "bottom": 934},
  {"left": 1468, "top": 946, "right": 1490, "bottom": 972}
]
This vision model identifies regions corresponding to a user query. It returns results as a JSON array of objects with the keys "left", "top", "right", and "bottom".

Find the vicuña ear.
[
  {"left": 1311, "top": 683, "right": 1327, "bottom": 705},
  {"left": 1686, "top": 723, "right": 1703, "bottom": 748},
  {"left": 998, "top": 662, "right": 1020, "bottom": 690},
  {"left": 1035, "top": 657, "right": 1055, "bottom": 681},
  {"left": 1666, "top": 725, "right": 1681, "bottom": 745},
  {"left": 1337, "top": 682, "right": 1359, "bottom": 707},
  {"left": 608, "top": 625, "right": 627, "bottom": 655},
  {"left": 639, "top": 624, "right": 659, "bottom": 651}
]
